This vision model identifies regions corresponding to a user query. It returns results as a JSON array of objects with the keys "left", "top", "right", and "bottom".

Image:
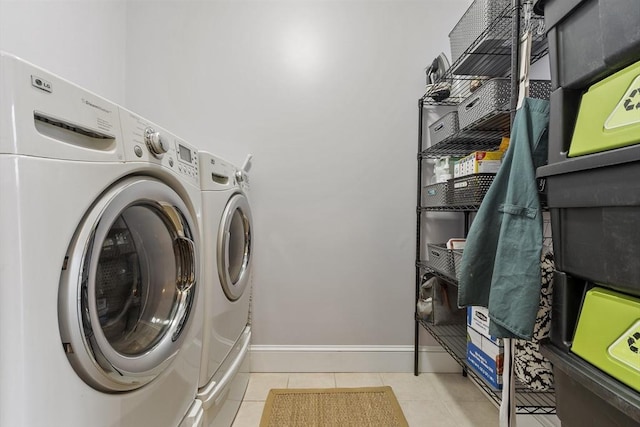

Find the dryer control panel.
[
  {"left": 198, "top": 152, "right": 238, "bottom": 191},
  {"left": 118, "top": 108, "right": 199, "bottom": 186}
]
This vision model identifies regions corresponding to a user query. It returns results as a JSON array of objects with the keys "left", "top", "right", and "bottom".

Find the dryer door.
[
  {"left": 217, "top": 193, "right": 252, "bottom": 301},
  {"left": 58, "top": 177, "right": 199, "bottom": 392}
]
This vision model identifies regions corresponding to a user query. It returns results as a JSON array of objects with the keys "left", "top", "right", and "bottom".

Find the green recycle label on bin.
[
  {"left": 604, "top": 74, "right": 640, "bottom": 130},
  {"left": 608, "top": 319, "right": 640, "bottom": 373}
]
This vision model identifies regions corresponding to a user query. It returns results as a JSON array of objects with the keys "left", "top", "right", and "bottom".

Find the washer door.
[
  {"left": 217, "top": 193, "right": 252, "bottom": 301},
  {"left": 58, "top": 177, "right": 199, "bottom": 392}
]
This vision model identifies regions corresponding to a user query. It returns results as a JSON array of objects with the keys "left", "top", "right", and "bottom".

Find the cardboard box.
[
  {"left": 469, "top": 151, "right": 503, "bottom": 175},
  {"left": 455, "top": 151, "right": 503, "bottom": 177},
  {"left": 467, "top": 306, "right": 500, "bottom": 344},
  {"left": 467, "top": 326, "right": 504, "bottom": 389}
]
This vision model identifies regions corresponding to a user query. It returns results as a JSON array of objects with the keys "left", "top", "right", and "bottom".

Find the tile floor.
[{"left": 231, "top": 372, "right": 498, "bottom": 427}]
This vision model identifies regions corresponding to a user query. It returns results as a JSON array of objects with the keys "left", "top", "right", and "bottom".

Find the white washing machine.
[
  {"left": 0, "top": 52, "right": 204, "bottom": 427},
  {"left": 197, "top": 152, "right": 253, "bottom": 427}
]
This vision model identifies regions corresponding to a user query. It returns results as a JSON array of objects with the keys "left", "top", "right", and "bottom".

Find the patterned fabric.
[{"left": 513, "top": 251, "right": 555, "bottom": 390}]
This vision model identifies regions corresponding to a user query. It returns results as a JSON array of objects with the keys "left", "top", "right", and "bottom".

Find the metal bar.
[
  {"left": 414, "top": 97, "right": 425, "bottom": 376},
  {"left": 510, "top": 0, "right": 521, "bottom": 125},
  {"left": 505, "top": 4, "right": 523, "bottom": 425},
  {"left": 464, "top": 211, "right": 470, "bottom": 236},
  {"left": 421, "top": 205, "right": 482, "bottom": 212}
]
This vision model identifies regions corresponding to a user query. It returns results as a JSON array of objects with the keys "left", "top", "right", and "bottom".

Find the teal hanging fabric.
[{"left": 458, "top": 98, "right": 550, "bottom": 340}]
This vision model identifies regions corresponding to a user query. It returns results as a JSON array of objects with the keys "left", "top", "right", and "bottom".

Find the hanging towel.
[{"left": 458, "top": 97, "right": 550, "bottom": 339}]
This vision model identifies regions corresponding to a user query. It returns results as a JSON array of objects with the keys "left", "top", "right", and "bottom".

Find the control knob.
[{"left": 144, "top": 127, "right": 169, "bottom": 157}]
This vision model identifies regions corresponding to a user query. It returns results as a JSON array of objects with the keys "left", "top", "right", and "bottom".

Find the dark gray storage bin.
[
  {"left": 546, "top": 86, "right": 582, "bottom": 164},
  {"left": 549, "top": 271, "right": 587, "bottom": 352},
  {"left": 538, "top": 158, "right": 640, "bottom": 298},
  {"left": 429, "top": 112, "right": 459, "bottom": 145},
  {"left": 541, "top": 344, "right": 640, "bottom": 427},
  {"left": 536, "top": 0, "right": 640, "bottom": 90}
]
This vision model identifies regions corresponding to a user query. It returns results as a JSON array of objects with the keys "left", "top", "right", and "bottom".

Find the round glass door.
[
  {"left": 217, "top": 193, "right": 252, "bottom": 301},
  {"left": 92, "top": 205, "right": 186, "bottom": 355},
  {"left": 59, "top": 177, "right": 199, "bottom": 392}
]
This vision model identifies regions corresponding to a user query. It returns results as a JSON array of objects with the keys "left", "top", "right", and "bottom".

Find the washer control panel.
[
  {"left": 119, "top": 108, "right": 199, "bottom": 185},
  {"left": 174, "top": 139, "right": 199, "bottom": 179}
]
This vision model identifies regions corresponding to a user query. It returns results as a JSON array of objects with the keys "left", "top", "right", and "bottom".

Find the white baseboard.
[{"left": 249, "top": 345, "right": 461, "bottom": 373}]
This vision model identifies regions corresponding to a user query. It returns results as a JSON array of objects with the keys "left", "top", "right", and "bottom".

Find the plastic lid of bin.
[{"left": 533, "top": 0, "right": 591, "bottom": 28}]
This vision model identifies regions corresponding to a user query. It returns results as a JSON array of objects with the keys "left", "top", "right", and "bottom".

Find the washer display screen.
[{"left": 178, "top": 144, "right": 192, "bottom": 163}]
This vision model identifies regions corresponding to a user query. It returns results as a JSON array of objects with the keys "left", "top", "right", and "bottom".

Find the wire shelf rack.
[
  {"left": 418, "top": 320, "right": 557, "bottom": 415},
  {"left": 419, "top": 205, "right": 481, "bottom": 212},
  {"left": 422, "top": 5, "right": 547, "bottom": 107},
  {"left": 420, "top": 111, "right": 510, "bottom": 159},
  {"left": 416, "top": 263, "right": 459, "bottom": 286},
  {"left": 419, "top": 4, "right": 548, "bottom": 159}
]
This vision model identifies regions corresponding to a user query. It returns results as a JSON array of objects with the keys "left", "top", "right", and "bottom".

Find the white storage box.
[
  {"left": 467, "top": 326, "right": 504, "bottom": 389},
  {"left": 467, "top": 306, "right": 498, "bottom": 342}
]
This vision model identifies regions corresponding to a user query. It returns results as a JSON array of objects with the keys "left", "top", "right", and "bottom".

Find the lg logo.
[{"left": 31, "top": 75, "right": 52, "bottom": 93}]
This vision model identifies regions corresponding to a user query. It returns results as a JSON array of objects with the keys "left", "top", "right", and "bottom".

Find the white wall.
[
  {"left": 0, "top": 0, "right": 127, "bottom": 104},
  {"left": 125, "top": 0, "right": 471, "bottom": 351}
]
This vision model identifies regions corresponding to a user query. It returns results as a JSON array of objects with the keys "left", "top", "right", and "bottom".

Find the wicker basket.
[{"left": 448, "top": 173, "right": 496, "bottom": 206}]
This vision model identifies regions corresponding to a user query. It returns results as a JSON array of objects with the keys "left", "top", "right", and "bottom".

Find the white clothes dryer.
[
  {"left": 197, "top": 152, "right": 253, "bottom": 427},
  {"left": 0, "top": 52, "right": 203, "bottom": 427}
]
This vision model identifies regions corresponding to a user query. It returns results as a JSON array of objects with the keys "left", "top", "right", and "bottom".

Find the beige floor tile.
[
  {"left": 287, "top": 372, "right": 336, "bottom": 389},
  {"left": 234, "top": 372, "right": 501, "bottom": 427},
  {"left": 231, "top": 401, "right": 265, "bottom": 427},
  {"left": 334, "top": 372, "right": 384, "bottom": 388},
  {"left": 443, "top": 400, "right": 499, "bottom": 427},
  {"left": 243, "top": 373, "right": 289, "bottom": 401},
  {"left": 379, "top": 372, "right": 441, "bottom": 401},
  {"left": 399, "top": 400, "right": 458, "bottom": 427},
  {"left": 428, "top": 372, "right": 489, "bottom": 402}
]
